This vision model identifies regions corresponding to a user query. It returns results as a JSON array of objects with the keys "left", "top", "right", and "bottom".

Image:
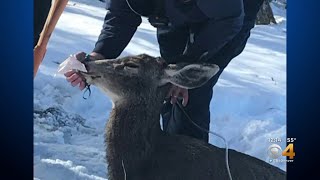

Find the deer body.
[{"left": 79, "top": 54, "right": 286, "bottom": 180}]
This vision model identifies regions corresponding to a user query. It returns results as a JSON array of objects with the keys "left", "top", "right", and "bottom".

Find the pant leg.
[
  {"left": 158, "top": 24, "right": 225, "bottom": 143},
  {"left": 157, "top": 25, "right": 190, "bottom": 134},
  {"left": 164, "top": 69, "right": 223, "bottom": 143}
]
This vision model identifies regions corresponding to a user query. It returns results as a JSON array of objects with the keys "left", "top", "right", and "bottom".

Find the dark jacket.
[{"left": 93, "top": 0, "right": 264, "bottom": 67}]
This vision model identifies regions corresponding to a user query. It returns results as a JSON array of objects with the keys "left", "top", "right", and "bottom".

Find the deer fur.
[{"left": 79, "top": 54, "right": 286, "bottom": 180}]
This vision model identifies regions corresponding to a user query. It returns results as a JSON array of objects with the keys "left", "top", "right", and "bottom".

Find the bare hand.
[
  {"left": 167, "top": 85, "right": 189, "bottom": 106},
  {"left": 64, "top": 70, "right": 87, "bottom": 90},
  {"left": 64, "top": 52, "right": 104, "bottom": 90}
]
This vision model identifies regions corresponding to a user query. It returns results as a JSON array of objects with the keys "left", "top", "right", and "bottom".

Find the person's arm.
[
  {"left": 208, "top": 0, "right": 265, "bottom": 68},
  {"left": 92, "top": 0, "right": 142, "bottom": 59},
  {"left": 65, "top": 0, "right": 142, "bottom": 90}
]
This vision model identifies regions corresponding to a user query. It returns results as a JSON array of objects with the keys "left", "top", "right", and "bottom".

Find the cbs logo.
[{"left": 268, "top": 143, "right": 295, "bottom": 159}]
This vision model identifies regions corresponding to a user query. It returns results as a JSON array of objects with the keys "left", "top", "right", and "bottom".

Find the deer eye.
[{"left": 124, "top": 62, "right": 139, "bottom": 68}]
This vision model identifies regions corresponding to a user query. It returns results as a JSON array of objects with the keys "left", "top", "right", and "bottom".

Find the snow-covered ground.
[{"left": 34, "top": 1, "right": 287, "bottom": 179}]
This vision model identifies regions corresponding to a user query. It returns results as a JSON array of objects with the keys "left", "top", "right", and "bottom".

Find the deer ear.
[{"left": 160, "top": 63, "right": 220, "bottom": 89}]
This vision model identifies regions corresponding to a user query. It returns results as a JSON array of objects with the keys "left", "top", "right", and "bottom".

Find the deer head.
[{"left": 78, "top": 54, "right": 219, "bottom": 103}]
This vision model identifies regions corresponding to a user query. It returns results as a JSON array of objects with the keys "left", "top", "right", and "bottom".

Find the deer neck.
[
  {"left": 105, "top": 97, "right": 163, "bottom": 178},
  {"left": 107, "top": 98, "right": 162, "bottom": 143}
]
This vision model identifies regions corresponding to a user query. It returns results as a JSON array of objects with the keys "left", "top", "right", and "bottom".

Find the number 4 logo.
[{"left": 282, "top": 143, "right": 295, "bottom": 159}]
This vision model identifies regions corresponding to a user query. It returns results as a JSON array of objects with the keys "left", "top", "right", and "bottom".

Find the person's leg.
[
  {"left": 158, "top": 24, "right": 225, "bottom": 143},
  {"left": 158, "top": 24, "right": 226, "bottom": 143},
  {"left": 161, "top": 16, "right": 242, "bottom": 142},
  {"left": 157, "top": 25, "right": 189, "bottom": 132},
  {"left": 168, "top": 69, "right": 224, "bottom": 142},
  {"left": 161, "top": 0, "right": 260, "bottom": 142}
]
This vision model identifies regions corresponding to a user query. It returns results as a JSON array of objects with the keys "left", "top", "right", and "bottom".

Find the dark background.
[
  {"left": 286, "top": 0, "right": 320, "bottom": 178},
  {"left": 0, "top": 0, "right": 319, "bottom": 179}
]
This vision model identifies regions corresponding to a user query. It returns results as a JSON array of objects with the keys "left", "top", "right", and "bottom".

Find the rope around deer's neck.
[{"left": 176, "top": 101, "right": 233, "bottom": 180}]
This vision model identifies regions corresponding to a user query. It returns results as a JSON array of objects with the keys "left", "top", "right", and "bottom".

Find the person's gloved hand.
[
  {"left": 64, "top": 52, "right": 105, "bottom": 90},
  {"left": 167, "top": 85, "right": 189, "bottom": 107}
]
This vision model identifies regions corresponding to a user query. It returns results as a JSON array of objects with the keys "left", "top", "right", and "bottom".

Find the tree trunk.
[{"left": 256, "top": 0, "right": 277, "bottom": 25}]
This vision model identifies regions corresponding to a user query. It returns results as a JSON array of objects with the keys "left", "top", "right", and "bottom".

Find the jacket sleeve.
[
  {"left": 208, "top": 0, "right": 265, "bottom": 68},
  {"left": 92, "top": 0, "right": 142, "bottom": 59}
]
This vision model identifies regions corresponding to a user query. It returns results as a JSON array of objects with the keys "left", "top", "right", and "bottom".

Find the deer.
[{"left": 77, "top": 54, "right": 286, "bottom": 180}]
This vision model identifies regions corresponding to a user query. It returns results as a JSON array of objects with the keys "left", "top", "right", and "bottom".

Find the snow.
[{"left": 34, "top": 0, "right": 287, "bottom": 179}]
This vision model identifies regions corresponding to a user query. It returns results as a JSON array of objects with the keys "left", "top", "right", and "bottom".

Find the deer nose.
[
  {"left": 77, "top": 53, "right": 94, "bottom": 72},
  {"left": 81, "top": 60, "right": 92, "bottom": 72}
]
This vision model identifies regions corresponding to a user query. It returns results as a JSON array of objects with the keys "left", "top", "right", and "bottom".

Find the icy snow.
[{"left": 34, "top": 0, "right": 287, "bottom": 179}]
